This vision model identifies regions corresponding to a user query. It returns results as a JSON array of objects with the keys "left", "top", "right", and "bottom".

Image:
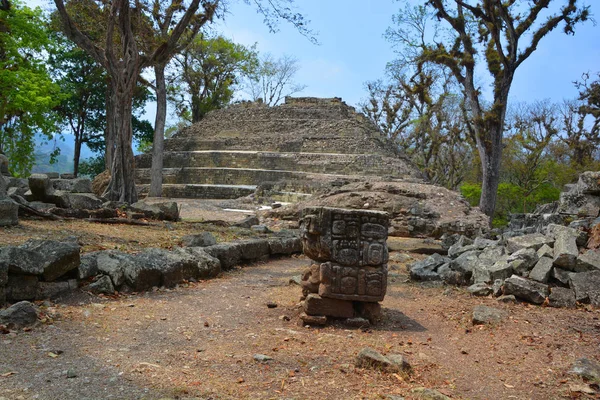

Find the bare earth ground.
[{"left": 1, "top": 217, "right": 600, "bottom": 399}]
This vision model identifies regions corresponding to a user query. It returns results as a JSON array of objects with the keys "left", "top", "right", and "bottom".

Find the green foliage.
[
  {"left": 0, "top": 0, "right": 61, "bottom": 176},
  {"left": 170, "top": 34, "right": 259, "bottom": 123},
  {"left": 460, "top": 183, "right": 481, "bottom": 207},
  {"left": 78, "top": 155, "right": 104, "bottom": 178}
]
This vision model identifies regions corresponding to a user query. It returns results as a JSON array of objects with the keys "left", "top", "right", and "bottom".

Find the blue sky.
[
  {"left": 217, "top": 0, "right": 600, "bottom": 108},
  {"left": 29, "top": 0, "right": 600, "bottom": 111}
]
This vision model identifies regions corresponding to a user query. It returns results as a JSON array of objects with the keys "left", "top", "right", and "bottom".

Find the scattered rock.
[
  {"left": 497, "top": 295, "right": 517, "bottom": 303},
  {"left": 410, "top": 387, "right": 452, "bottom": 400},
  {"left": 88, "top": 275, "right": 115, "bottom": 295},
  {"left": 553, "top": 228, "right": 579, "bottom": 270},
  {"left": 234, "top": 215, "right": 259, "bottom": 229},
  {"left": 569, "top": 358, "right": 600, "bottom": 382},
  {"left": 536, "top": 244, "right": 553, "bottom": 259},
  {"left": 300, "top": 312, "right": 327, "bottom": 325},
  {"left": 344, "top": 317, "right": 370, "bottom": 328},
  {"left": 576, "top": 250, "right": 600, "bottom": 272},
  {"left": 409, "top": 253, "right": 447, "bottom": 281},
  {"left": 505, "top": 233, "right": 553, "bottom": 254},
  {"left": 355, "top": 347, "right": 411, "bottom": 373},
  {"left": 569, "top": 270, "right": 600, "bottom": 305},
  {"left": 467, "top": 283, "right": 492, "bottom": 296},
  {"left": 548, "top": 287, "right": 576, "bottom": 308},
  {"left": 528, "top": 257, "right": 553, "bottom": 283},
  {"left": 181, "top": 232, "right": 217, "bottom": 247},
  {"left": 503, "top": 275, "right": 549, "bottom": 304},
  {"left": 472, "top": 305, "right": 507, "bottom": 325},
  {"left": 253, "top": 354, "right": 273, "bottom": 362},
  {"left": 0, "top": 301, "right": 38, "bottom": 328}
]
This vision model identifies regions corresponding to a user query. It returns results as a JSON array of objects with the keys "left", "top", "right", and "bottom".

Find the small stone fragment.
[
  {"left": 497, "top": 295, "right": 517, "bottom": 303},
  {"left": 355, "top": 347, "right": 410, "bottom": 372},
  {"left": 344, "top": 317, "right": 370, "bottom": 328},
  {"left": 253, "top": 354, "right": 273, "bottom": 362},
  {"left": 467, "top": 283, "right": 492, "bottom": 296},
  {"left": 410, "top": 387, "right": 452, "bottom": 400},
  {"left": 472, "top": 305, "right": 507, "bottom": 325},
  {"left": 299, "top": 312, "right": 326, "bottom": 325}
]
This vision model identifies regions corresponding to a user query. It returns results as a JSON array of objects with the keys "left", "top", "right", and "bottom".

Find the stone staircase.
[{"left": 135, "top": 97, "right": 423, "bottom": 200}]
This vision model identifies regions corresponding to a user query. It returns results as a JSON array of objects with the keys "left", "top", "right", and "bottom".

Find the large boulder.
[
  {"left": 52, "top": 177, "right": 92, "bottom": 193},
  {"left": 0, "top": 301, "right": 38, "bottom": 328},
  {"left": 503, "top": 275, "right": 549, "bottom": 304},
  {"left": 409, "top": 253, "right": 448, "bottom": 281},
  {"left": 268, "top": 237, "right": 302, "bottom": 255},
  {"left": 203, "top": 243, "right": 243, "bottom": 270},
  {"left": 181, "top": 232, "right": 217, "bottom": 247},
  {"left": 95, "top": 251, "right": 136, "bottom": 288},
  {"left": 552, "top": 228, "right": 579, "bottom": 270},
  {"left": 569, "top": 270, "right": 600, "bottom": 305},
  {"left": 130, "top": 201, "right": 179, "bottom": 221},
  {"left": 54, "top": 192, "right": 104, "bottom": 210},
  {"left": 127, "top": 248, "right": 199, "bottom": 290},
  {"left": 505, "top": 233, "right": 554, "bottom": 254},
  {"left": 577, "top": 171, "right": 600, "bottom": 195},
  {"left": 18, "top": 240, "right": 80, "bottom": 282},
  {"left": 175, "top": 247, "right": 221, "bottom": 279}
]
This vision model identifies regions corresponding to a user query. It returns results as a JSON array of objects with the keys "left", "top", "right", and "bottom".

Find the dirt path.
[{"left": 1, "top": 256, "right": 599, "bottom": 400}]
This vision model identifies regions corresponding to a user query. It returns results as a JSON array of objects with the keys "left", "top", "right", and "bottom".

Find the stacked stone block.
[{"left": 299, "top": 207, "right": 389, "bottom": 325}]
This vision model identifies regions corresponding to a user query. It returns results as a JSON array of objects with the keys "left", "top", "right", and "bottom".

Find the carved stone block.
[
  {"left": 304, "top": 294, "right": 354, "bottom": 318},
  {"left": 300, "top": 207, "right": 389, "bottom": 304}
]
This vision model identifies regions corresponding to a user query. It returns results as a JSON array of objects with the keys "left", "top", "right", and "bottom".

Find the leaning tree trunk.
[
  {"left": 148, "top": 62, "right": 167, "bottom": 197},
  {"left": 103, "top": 82, "right": 138, "bottom": 203}
]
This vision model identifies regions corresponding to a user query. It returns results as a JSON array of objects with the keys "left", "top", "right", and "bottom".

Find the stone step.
[
  {"left": 137, "top": 184, "right": 257, "bottom": 199},
  {"left": 134, "top": 167, "right": 365, "bottom": 186},
  {"left": 135, "top": 150, "right": 412, "bottom": 178}
]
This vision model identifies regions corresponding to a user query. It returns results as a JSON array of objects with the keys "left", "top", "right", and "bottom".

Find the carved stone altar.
[{"left": 299, "top": 207, "right": 389, "bottom": 325}]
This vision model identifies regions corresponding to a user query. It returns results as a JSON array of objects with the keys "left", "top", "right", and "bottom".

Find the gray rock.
[
  {"left": 548, "top": 287, "right": 576, "bottom": 308},
  {"left": 234, "top": 215, "right": 259, "bottom": 229},
  {"left": 0, "top": 301, "right": 38, "bottom": 328},
  {"left": 487, "top": 261, "right": 514, "bottom": 282},
  {"left": 0, "top": 198, "right": 18, "bottom": 226},
  {"left": 129, "top": 201, "right": 179, "bottom": 221},
  {"left": 497, "top": 295, "right": 517, "bottom": 303},
  {"left": 448, "top": 244, "right": 477, "bottom": 258},
  {"left": 0, "top": 174, "right": 6, "bottom": 198},
  {"left": 507, "top": 248, "right": 539, "bottom": 275},
  {"left": 128, "top": 248, "right": 199, "bottom": 290},
  {"left": 472, "top": 305, "right": 507, "bottom": 325},
  {"left": 547, "top": 223, "right": 588, "bottom": 248},
  {"left": 449, "top": 250, "right": 481, "bottom": 276},
  {"left": 438, "top": 263, "right": 468, "bottom": 285},
  {"left": 410, "top": 253, "right": 447, "bottom": 281},
  {"left": 0, "top": 246, "right": 44, "bottom": 275},
  {"left": 569, "top": 270, "right": 600, "bottom": 305},
  {"left": 28, "top": 201, "right": 55, "bottom": 212},
  {"left": 253, "top": 354, "right": 273, "bottom": 362},
  {"left": 528, "top": 257, "right": 554, "bottom": 283},
  {"left": 0, "top": 154, "right": 8, "bottom": 176},
  {"left": 299, "top": 312, "right": 327, "bottom": 325},
  {"left": 88, "top": 275, "right": 115, "bottom": 295},
  {"left": 472, "top": 246, "right": 507, "bottom": 283},
  {"left": 55, "top": 192, "right": 104, "bottom": 210},
  {"left": 473, "top": 237, "right": 498, "bottom": 250},
  {"left": 503, "top": 275, "right": 549, "bottom": 304},
  {"left": 344, "top": 317, "right": 371, "bottom": 328},
  {"left": 238, "top": 239, "right": 270, "bottom": 261},
  {"left": 506, "top": 233, "right": 553, "bottom": 254},
  {"left": 251, "top": 224, "right": 271, "bottom": 234},
  {"left": 181, "top": 232, "right": 217, "bottom": 247},
  {"left": 37, "top": 281, "right": 76, "bottom": 299},
  {"left": 203, "top": 243, "right": 242, "bottom": 271},
  {"left": 577, "top": 171, "right": 600, "bottom": 194},
  {"left": 355, "top": 347, "right": 411, "bottom": 372},
  {"left": 447, "top": 235, "right": 473, "bottom": 258},
  {"left": 28, "top": 174, "right": 54, "bottom": 201},
  {"left": 52, "top": 178, "right": 92, "bottom": 193},
  {"left": 492, "top": 279, "right": 503, "bottom": 297},
  {"left": 78, "top": 253, "right": 99, "bottom": 280},
  {"left": 5, "top": 275, "right": 39, "bottom": 301},
  {"left": 268, "top": 237, "right": 302, "bottom": 255},
  {"left": 536, "top": 244, "right": 553, "bottom": 259},
  {"left": 96, "top": 251, "right": 135, "bottom": 288},
  {"left": 19, "top": 240, "right": 80, "bottom": 282},
  {"left": 467, "top": 283, "right": 492, "bottom": 296},
  {"left": 553, "top": 228, "right": 579, "bottom": 270},
  {"left": 576, "top": 250, "right": 600, "bottom": 272},
  {"left": 569, "top": 358, "right": 600, "bottom": 381},
  {"left": 410, "top": 388, "right": 451, "bottom": 400},
  {"left": 552, "top": 267, "right": 573, "bottom": 285},
  {"left": 174, "top": 247, "right": 221, "bottom": 279}
]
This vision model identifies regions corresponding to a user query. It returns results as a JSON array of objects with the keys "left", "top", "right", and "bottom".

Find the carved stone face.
[{"left": 299, "top": 206, "right": 390, "bottom": 302}]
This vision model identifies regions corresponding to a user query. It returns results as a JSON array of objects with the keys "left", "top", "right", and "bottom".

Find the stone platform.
[{"left": 134, "top": 97, "right": 423, "bottom": 199}]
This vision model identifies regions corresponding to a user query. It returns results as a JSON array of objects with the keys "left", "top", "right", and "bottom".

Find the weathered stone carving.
[{"left": 299, "top": 207, "right": 389, "bottom": 323}]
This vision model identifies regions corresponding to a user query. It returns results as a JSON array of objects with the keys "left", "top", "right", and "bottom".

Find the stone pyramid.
[{"left": 135, "top": 97, "right": 423, "bottom": 199}]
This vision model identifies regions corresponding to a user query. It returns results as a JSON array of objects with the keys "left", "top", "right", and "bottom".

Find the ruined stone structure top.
[{"left": 134, "top": 97, "right": 423, "bottom": 199}]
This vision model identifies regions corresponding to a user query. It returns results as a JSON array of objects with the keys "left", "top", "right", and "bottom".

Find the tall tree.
[
  {"left": 48, "top": 33, "right": 106, "bottom": 177},
  {"left": 387, "top": 1, "right": 589, "bottom": 219},
  {"left": 169, "top": 34, "right": 258, "bottom": 123},
  {"left": 0, "top": 0, "right": 60, "bottom": 176},
  {"left": 246, "top": 53, "right": 306, "bottom": 106},
  {"left": 53, "top": 0, "right": 218, "bottom": 203}
]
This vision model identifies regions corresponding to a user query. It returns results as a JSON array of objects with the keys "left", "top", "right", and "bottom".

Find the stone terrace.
[{"left": 135, "top": 97, "right": 423, "bottom": 199}]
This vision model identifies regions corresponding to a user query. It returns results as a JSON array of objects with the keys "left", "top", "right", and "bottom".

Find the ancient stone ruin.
[
  {"left": 411, "top": 170, "right": 600, "bottom": 308},
  {"left": 299, "top": 207, "right": 389, "bottom": 325},
  {"left": 135, "top": 97, "right": 423, "bottom": 200}
]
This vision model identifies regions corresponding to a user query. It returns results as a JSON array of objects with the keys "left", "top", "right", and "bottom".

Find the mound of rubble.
[
  {"left": 411, "top": 171, "right": 600, "bottom": 308},
  {"left": 266, "top": 181, "right": 489, "bottom": 238}
]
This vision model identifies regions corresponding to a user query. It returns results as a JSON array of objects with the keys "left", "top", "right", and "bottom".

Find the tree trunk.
[
  {"left": 477, "top": 135, "right": 502, "bottom": 219},
  {"left": 191, "top": 93, "right": 201, "bottom": 123},
  {"left": 102, "top": 81, "right": 138, "bottom": 203},
  {"left": 148, "top": 63, "right": 166, "bottom": 197},
  {"left": 105, "top": 76, "right": 116, "bottom": 170},
  {"left": 73, "top": 136, "right": 81, "bottom": 177}
]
